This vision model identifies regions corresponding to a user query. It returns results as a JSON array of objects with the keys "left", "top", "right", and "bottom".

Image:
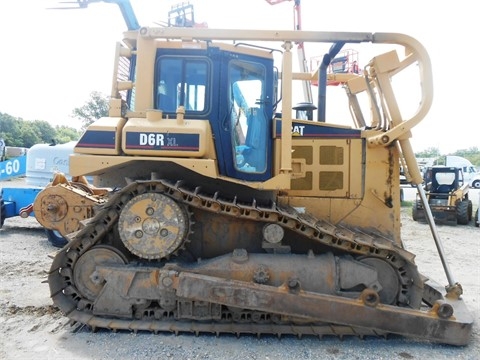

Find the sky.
[{"left": 0, "top": 0, "right": 478, "bottom": 154}]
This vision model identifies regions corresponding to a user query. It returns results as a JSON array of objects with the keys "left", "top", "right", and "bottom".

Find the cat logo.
[{"left": 292, "top": 125, "right": 305, "bottom": 136}]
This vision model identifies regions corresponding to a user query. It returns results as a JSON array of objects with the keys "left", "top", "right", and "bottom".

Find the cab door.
[{"left": 215, "top": 51, "right": 274, "bottom": 182}]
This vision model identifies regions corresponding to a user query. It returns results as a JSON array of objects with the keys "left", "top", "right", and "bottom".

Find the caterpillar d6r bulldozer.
[{"left": 34, "top": 1, "right": 473, "bottom": 345}]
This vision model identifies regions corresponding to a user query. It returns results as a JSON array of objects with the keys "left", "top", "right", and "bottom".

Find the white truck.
[{"left": 445, "top": 155, "right": 480, "bottom": 189}]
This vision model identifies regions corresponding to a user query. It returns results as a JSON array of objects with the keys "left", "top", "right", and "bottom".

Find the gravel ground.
[{"left": 1, "top": 180, "right": 479, "bottom": 359}]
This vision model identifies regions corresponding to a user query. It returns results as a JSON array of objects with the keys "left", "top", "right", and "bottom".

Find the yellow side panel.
[
  {"left": 279, "top": 142, "right": 401, "bottom": 242},
  {"left": 122, "top": 118, "right": 211, "bottom": 158},
  {"left": 75, "top": 117, "right": 126, "bottom": 155},
  {"left": 287, "top": 138, "right": 363, "bottom": 199}
]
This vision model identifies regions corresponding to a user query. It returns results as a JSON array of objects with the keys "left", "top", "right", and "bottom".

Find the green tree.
[
  {"left": 72, "top": 91, "right": 109, "bottom": 131},
  {"left": 453, "top": 147, "right": 479, "bottom": 156},
  {"left": 415, "top": 147, "right": 441, "bottom": 158},
  {"left": 55, "top": 125, "right": 81, "bottom": 144},
  {"left": 452, "top": 147, "right": 480, "bottom": 167},
  {"left": 1, "top": 112, "right": 80, "bottom": 148},
  {"left": 0, "top": 112, "right": 21, "bottom": 146},
  {"left": 18, "top": 121, "right": 41, "bottom": 147},
  {"left": 32, "top": 120, "right": 57, "bottom": 144}
]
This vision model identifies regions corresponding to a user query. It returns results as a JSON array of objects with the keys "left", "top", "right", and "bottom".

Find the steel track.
[{"left": 48, "top": 179, "right": 422, "bottom": 338}]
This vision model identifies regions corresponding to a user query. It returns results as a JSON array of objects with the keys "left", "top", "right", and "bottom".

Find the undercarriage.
[{"left": 44, "top": 179, "right": 473, "bottom": 345}]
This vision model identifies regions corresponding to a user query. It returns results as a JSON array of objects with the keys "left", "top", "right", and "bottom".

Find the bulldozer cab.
[{"left": 152, "top": 45, "right": 274, "bottom": 182}]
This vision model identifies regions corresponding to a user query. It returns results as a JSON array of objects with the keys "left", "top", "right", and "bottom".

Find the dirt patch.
[{"left": 4, "top": 304, "right": 61, "bottom": 317}]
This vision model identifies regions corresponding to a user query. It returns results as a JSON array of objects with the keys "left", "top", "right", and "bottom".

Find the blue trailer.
[{"left": 0, "top": 141, "right": 77, "bottom": 246}]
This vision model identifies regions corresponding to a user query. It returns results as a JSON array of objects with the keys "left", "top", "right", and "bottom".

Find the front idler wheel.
[{"left": 73, "top": 245, "right": 128, "bottom": 301}]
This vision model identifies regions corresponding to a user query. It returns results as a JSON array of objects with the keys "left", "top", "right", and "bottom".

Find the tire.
[
  {"left": 471, "top": 180, "right": 480, "bottom": 189},
  {"left": 456, "top": 200, "right": 470, "bottom": 225},
  {"left": 45, "top": 229, "right": 68, "bottom": 248},
  {"left": 412, "top": 201, "right": 420, "bottom": 221},
  {"left": 475, "top": 208, "right": 479, "bottom": 227},
  {"left": 468, "top": 200, "right": 473, "bottom": 221}
]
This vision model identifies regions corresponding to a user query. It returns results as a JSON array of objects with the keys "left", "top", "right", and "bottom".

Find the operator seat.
[
  {"left": 431, "top": 180, "right": 454, "bottom": 200},
  {"left": 243, "top": 107, "right": 267, "bottom": 172},
  {"left": 435, "top": 184, "right": 453, "bottom": 194}
]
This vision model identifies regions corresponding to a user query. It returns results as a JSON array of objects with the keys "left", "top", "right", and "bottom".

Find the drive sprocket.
[{"left": 118, "top": 192, "right": 190, "bottom": 259}]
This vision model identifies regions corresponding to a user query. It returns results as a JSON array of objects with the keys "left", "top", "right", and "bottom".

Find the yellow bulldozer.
[{"left": 33, "top": 1, "right": 473, "bottom": 345}]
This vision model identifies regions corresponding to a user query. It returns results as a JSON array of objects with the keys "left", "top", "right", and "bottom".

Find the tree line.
[
  {"left": 0, "top": 112, "right": 80, "bottom": 148},
  {"left": 415, "top": 147, "right": 480, "bottom": 168},
  {"left": 0, "top": 92, "right": 109, "bottom": 148}
]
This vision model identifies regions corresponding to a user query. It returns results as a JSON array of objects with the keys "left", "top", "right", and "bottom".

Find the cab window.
[
  {"left": 229, "top": 60, "right": 267, "bottom": 174},
  {"left": 155, "top": 57, "right": 208, "bottom": 113}
]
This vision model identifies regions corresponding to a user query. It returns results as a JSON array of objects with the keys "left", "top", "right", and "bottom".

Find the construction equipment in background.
[
  {"left": 413, "top": 166, "right": 473, "bottom": 225},
  {"left": 31, "top": 0, "right": 474, "bottom": 346},
  {"left": 0, "top": 141, "right": 80, "bottom": 247},
  {"left": 265, "top": 0, "right": 313, "bottom": 105},
  {"left": 167, "top": 2, "right": 208, "bottom": 28},
  {"left": 311, "top": 49, "right": 361, "bottom": 86},
  {"left": 0, "top": 142, "right": 28, "bottom": 181}
]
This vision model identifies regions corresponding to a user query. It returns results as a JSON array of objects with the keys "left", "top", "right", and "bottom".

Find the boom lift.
[
  {"left": 32, "top": 0, "right": 473, "bottom": 345},
  {"left": 265, "top": 0, "right": 313, "bottom": 104},
  {"left": 51, "top": 0, "right": 140, "bottom": 30},
  {"left": 167, "top": 2, "right": 208, "bottom": 28}
]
